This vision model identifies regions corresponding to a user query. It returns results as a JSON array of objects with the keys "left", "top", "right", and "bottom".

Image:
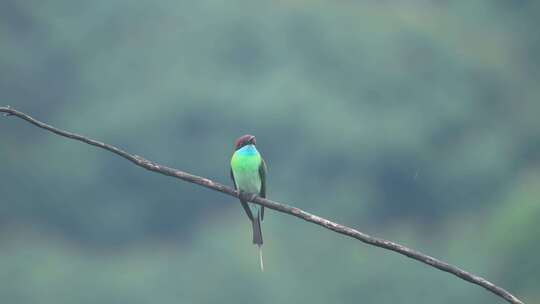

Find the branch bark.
[{"left": 0, "top": 106, "right": 524, "bottom": 304}]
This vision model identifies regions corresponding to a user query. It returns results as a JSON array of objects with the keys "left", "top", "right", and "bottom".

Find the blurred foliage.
[{"left": 1, "top": 0, "right": 539, "bottom": 303}]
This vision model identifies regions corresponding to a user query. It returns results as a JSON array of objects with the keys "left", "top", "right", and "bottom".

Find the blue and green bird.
[{"left": 230, "top": 134, "right": 267, "bottom": 271}]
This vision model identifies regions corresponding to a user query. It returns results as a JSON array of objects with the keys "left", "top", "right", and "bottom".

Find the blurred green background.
[{"left": 1, "top": 0, "right": 539, "bottom": 303}]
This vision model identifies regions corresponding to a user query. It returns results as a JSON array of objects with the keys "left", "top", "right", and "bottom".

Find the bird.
[{"left": 230, "top": 134, "right": 267, "bottom": 271}]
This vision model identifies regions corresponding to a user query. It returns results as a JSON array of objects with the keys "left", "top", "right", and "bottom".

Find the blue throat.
[{"left": 237, "top": 144, "right": 258, "bottom": 156}]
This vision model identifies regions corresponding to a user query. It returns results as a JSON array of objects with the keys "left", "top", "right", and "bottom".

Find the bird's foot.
[{"left": 239, "top": 191, "right": 258, "bottom": 202}]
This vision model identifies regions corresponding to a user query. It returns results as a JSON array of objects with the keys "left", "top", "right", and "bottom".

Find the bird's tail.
[
  {"left": 252, "top": 210, "right": 263, "bottom": 245},
  {"left": 252, "top": 210, "right": 264, "bottom": 271},
  {"left": 258, "top": 244, "right": 264, "bottom": 272}
]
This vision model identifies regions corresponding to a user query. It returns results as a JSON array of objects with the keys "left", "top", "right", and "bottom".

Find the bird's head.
[{"left": 234, "top": 134, "right": 256, "bottom": 150}]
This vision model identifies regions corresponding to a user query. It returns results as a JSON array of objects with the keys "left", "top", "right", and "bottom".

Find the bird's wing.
[
  {"left": 259, "top": 158, "right": 267, "bottom": 220},
  {"left": 231, "top": 167, "right": 254, "bottom": 221},
  {"left": 230, "top": 168, "right": 237, "bottom": 190}
]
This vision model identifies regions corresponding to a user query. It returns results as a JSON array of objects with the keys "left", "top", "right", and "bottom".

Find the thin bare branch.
[{"left": 0, "top": 106, "right": 524, "bottom": 304}]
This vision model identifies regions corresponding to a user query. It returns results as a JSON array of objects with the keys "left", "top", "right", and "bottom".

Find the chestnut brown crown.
[{"left": 234, "top": 134, "right": 256, "bottom": 150}]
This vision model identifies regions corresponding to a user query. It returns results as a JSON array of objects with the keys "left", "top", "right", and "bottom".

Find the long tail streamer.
[{"left": 258, "top": 245, "right": 264, "bottom": 272}]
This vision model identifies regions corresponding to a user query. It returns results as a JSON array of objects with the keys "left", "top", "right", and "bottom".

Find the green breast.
[{"left": 231, "top": 146, "right": 262, "bottom": 194}]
